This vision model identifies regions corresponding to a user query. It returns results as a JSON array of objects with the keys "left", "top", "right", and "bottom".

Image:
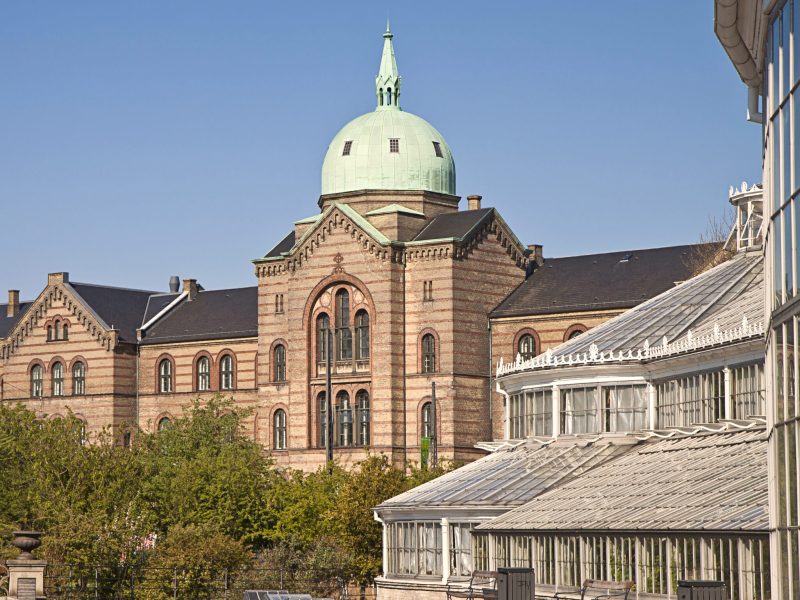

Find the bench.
[
  {"left": 554, "top": 579, "right": 634, "bottom": 600},
  {"left": 446, "top": 570, "right": 498, "bottom": 600}
]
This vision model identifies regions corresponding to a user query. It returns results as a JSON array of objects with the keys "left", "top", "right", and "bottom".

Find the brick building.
[{"left": 0, "top": 27, "right": 706, "bottom": 471}]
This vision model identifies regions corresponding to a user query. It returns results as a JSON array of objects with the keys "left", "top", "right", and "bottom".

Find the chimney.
[
  {"left": 182, "top": 278, "right": 199, "bottom": 301},
  {"left": 7, "top": 290, "right": 19, "bottom": 318},
  {"left": 48, "top": 272, "right": 69, "bottom": 286},
  {"left": 528, "top": 244, "right": 544, "bottom": 266},
  {"left": 467, "top": 195, "right": 482, "bottom": 211},
  {"left": 169, "top": 276, "right": 180, "bottom": 294}
]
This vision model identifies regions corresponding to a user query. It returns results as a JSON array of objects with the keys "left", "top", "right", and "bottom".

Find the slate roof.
[
  {"left": 264, "top": 231, "right": 296, "bottom": 258},
  {"left": 140, "top": 287, "right": 258, "bottom": 344},
  {"left": 0, "top": 302, "right": 33, "bottom": 338},
  {"left": 412, "top": 208, "right": 494, "bottom": 242},
  {"left": 476, "top": 428, "right": 767, "bottom": 533},
  {"left": 69, "top": 283, "right": 156, "bottom": 342},
  {"left": 491, "top": 243, "right": 717, "bottom": 318},
  {"left": 376, "top": 435, "right": 637, "bottom": 512}
]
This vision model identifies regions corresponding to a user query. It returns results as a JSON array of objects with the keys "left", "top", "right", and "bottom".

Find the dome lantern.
[{"left": 376, "top": 21, "right": 401, "bottom": 110}]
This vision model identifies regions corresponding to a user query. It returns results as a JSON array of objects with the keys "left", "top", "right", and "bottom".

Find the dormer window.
[
  {"left": 342, "top": 141, "right": 353, "bottom": 156},
  {"left": 389, "top": 138, "right": 400, "bottom": 153},
  {"left": 432, "top": 141, "right": 443, "bottom": 158}
]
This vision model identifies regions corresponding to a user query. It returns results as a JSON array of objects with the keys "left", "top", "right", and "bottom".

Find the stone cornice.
[{"left": 0, "top": 283, "right": 118, "bottom": 361}]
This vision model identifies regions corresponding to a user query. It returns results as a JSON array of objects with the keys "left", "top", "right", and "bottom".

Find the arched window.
[
  {"left": 336, "top": 290, "right": 352, "bottom": 361},
  {"left": 356, "top": 390, "right": 370, "bottom": 446},
  {"left": 62, "top": 323, "right": 69, "bottom": 340},
  {"left": 317, "top": 313, "right": 330, "bottom": 362},
  {"left": 52, "top": 362, "right": 64, "bottom": 396},
  {"left": 31, "top": 365, "right": 43, "bottom": 397},
  {"left": 568, "top": 328, "right": 585, "bottom": 340},
  {"left": 72, "top": 361, "right": 85, "bottom": 395},
  {"left": 336, "top": 390, "right": 352, "bottom": 447},
  {"left": 157, "top": 416, "right": 171, "bottom": 431},
  {"left": 355, "top": 310, "right": 370, "bottom": 361},
  {"left": 273, "top": 409, "right": 287, "bottom": 450},
  {"left": 273, "top": 345, "right": 286, "bottom": 383},
  {"left": 421, "top": 401, "right": 433, "bottom": 440},
  {"left": 158, "top": 359, "right": 173, "bottom": 393},
  {"left": 386, "top": 87, "right": 392, "bottom": 105},
  {"left": 518, "top": 334, "right": 537, "bottom": 360},
  {"left": 220, "top": 354, "right": 234, "bottom": 390},
  {"left": 196, "top": 357, "right": 211, "bottom": 391},
  {"left": 379, "top": 88, "right": 384, "bottom": 106},
  {"left": 54, "top": 320, "right": 61, "bottom": 340},
  {"left": 422, "top": 334, "right": 437, "bottom": 374},
  {"left": 318, "top": 392, "right": 328, "bottom": 448},
  {"left": 47, "top": 326, "right": 53, "bottom": 341}
]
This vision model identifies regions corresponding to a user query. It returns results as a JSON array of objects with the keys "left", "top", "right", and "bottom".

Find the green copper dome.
[{"left": 321, "top": 25, "right": 456, "bottom": 196}]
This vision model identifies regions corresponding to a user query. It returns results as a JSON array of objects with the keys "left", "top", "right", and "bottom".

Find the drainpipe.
[
  {"left": 496, "top": 382, "right": 510, "bottom": 440},
  {"left": 487, "top": 319, "right": 493, "bottom": 440},
  {"left": 747, "top": 85, "right": 763, "bottom": 124}
]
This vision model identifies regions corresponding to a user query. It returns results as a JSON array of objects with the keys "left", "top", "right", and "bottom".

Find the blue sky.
[{"left": 0, "top": 2, "right": 761, "bottom": 299}]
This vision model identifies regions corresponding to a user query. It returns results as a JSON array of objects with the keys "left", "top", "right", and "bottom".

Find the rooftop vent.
[{"left": 169, "top": 276, "right": 180, "bottom": 294}]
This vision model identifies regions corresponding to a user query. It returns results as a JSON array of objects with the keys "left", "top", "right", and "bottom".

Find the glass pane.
[
  {"left": 776, "top": 211, "right": 785, "bottom": 307},
  {"left": 786, "top": 101, "right": 793, "bottom": 203},
  {"left": 774, "top": 16, "right": 781, "bottom": 114},
  {"left": 784, "top": 4, "right": 792, "bottom": 99}
]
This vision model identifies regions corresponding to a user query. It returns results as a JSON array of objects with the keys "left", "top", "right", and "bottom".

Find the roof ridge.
[
  {"left": 546, "top": 241, "right": 718, "bottom": 262},
  {"left": 71, "top": 281, "right": 158, "bottom": 294}
]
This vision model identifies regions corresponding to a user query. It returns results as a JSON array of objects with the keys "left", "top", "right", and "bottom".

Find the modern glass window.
[
  {"left": 355, "top": 310, "right": 370, "bottom": 360},
  {"left": 157, "top": 417, "right": 171, "bottom": 431},
  {"left": 317, "top": 313, "right": 330, "bottom": 362},
  {"left": 386, "top": 521, "right": 442, "bottom": 577},
  {"left": 356, "top": 389, "right": 370, "bottom": 446},
  {"left": 31, "top": 365, "right": 43, "bottom": 397},
  {"left": 158, "top": 359, "right": 173, "bottom": 393},
  {"left": 51, "top": 362, "right": 64, "bottom": 396},
  {"left": 560, "top": 387, "right": 598, "bottom": 434},
  {"left": 509, "top": 389, "right": 552, "bottom": 438},
  {"left": 336, "top": 390, "right": 352, "bottom": 446},
  {"left": 220, "top": 355, "right": 234, "bottom": 390},
  {"left": 389, "top": 138, "right": 400, "bottom": 153},
  {"left": 196, "top": 357, "right": 211, "bottom": 391},
  {"left": 318, "top": 392, "right": 328, "bottom": 448},
  {"left": 422, "top": 333, "right": 436, "bottom": 373},
  {"left": 336, "top": 290, "right": 352, "bottom": 361},
  {"left": 273, "top": 345, "right": 286, "bottom": 383},
  {"left": 421, "top": 401, "right": 433, "bottom": 440},
  {"left": 273, "top": 409, "right": 287, "bottom": 450},
  {"left": 518, "top": 334, "right": 536, "bottom": 360}
]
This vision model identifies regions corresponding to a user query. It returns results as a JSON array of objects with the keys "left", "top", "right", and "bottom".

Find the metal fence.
[{"left": 44, "top": 564, "right": 376, "bottom": 599}]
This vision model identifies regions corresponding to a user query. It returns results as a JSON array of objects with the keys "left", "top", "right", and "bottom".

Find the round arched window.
[{"left": 518, "top": 334, "right": 537, "bottom": 360}]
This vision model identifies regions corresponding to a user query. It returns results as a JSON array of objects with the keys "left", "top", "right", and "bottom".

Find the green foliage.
[{"left": 0, "top": 397, "right": 453, "bottom": 588}]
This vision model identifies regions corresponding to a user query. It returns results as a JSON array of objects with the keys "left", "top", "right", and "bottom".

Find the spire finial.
[{"left": 376, "top": 23, "right": 401, "bottom": 110}]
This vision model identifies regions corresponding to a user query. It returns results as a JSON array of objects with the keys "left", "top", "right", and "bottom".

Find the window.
[
  {"left": 450, "top": 523, "right": 475, "bottom": 577},
  {"left": 355, "top": 310, "right": 370, "bottom": 361},
  {"left": 54, "top": 320, "right": 61, "bottom": 340},
  {"left": 422, "top": 333, "right": 436, "bottom": 373},
  {"left": 389, "top": 138, "right": 400, "bottom": 153},
  {"left": 52, "top": 362, "right": 64, "bottom": 396},
  {"left": 47, "top": 326, "right": 53, "bottom": 341},
  {"left": 318, "top": 392, "right": 328, "bottom": 448},
  {"left": 432, "top": 141, "right": 443, "bottom": 158},
  {"left": 386, "top": 521, "right": 443, "bottom": 577},
  {"left": 273, "top": 345, "right": 286, "bottom": 383},
  {"left": 196, "top": 357, "right": 211, "bottom": 391},
  {"left": 732, "top": 363, "right": 766, "bottom": 418},
  {"left": 275, "top": 294, "right": 284, "bottom": 314},
  {"left": 31, "top": 365, "right": 43, "bottom": 397},
  {"left": 72, "top": 361, "right": 85, "bottom": 395},
  {"left": 356, "top": 390, "right": 370, "bottom": 446},
  {"left": 423, "top": 280, "right": 433, "bottom": 301},
  {"left": 386, "top": 87, "right": 392, "bottom": 106},
  {"left": 273, "top": 409, "right": 287, "bottom": 450},
  {"left": 656, "top": 371, "right": 725, "bottom": 428},
  {"left": 509, "top": 389, "right": 552, "bottom": 438},
  {"left": 336, "top": 290, "right": 352, "bottom": 361},
  {"left": 342, "top": 140, "right": 353, "bottom": 156},
  {"left": 379, "top": 87, "right": 384, "bottom": 106},
  {"left": 157, "top": 416, "right": 171, "bottom": 431},
  {"left": 566, "top": 326, "right": 586, "bottom": 341},
  {"left": 62, "top": 323, "right": 69, "bottom": 340},
  {"left": 602, "top": 385, "right": 647, "bottom": 432},
  {"left": 336, "top": 390, "right": 352, "bottom": 446},
  {"left": 158, "top": 359, "right": 173, "bottom": 393},
  {"left": 122, "top": 431, "right": 131, "bottom": 448},
  {"left": 560, "top": 387, "right": 598, "bottom": 434},
  {"left": 421, "top": 401, "right": 433, "bottom": 440},
  {"left": 220, "top": 354, "right": 234, "bottom": 390},
  {"left": 317, "top": 313, "right": 330, "bottom": 362},
  {"left": 518, "top": 333, "right": 537, "bottom": 360}
]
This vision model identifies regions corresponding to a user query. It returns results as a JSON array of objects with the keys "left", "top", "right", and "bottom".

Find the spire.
[{"left": 376, "top": 22, "right": 401, "bottom": 110}]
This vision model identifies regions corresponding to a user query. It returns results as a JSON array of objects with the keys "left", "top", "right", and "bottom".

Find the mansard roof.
[
  {"left": 69, "top": 282, "right": 156, "bottom": 342},
  {"left": 491, "top": 243, "right": 718, "bottom": 318},
  {"left": 139, "top": 286, "right": 258, "bottom": 345},
  {"left": 476, "top": 427, "right": 767, "bottom": 533}
]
